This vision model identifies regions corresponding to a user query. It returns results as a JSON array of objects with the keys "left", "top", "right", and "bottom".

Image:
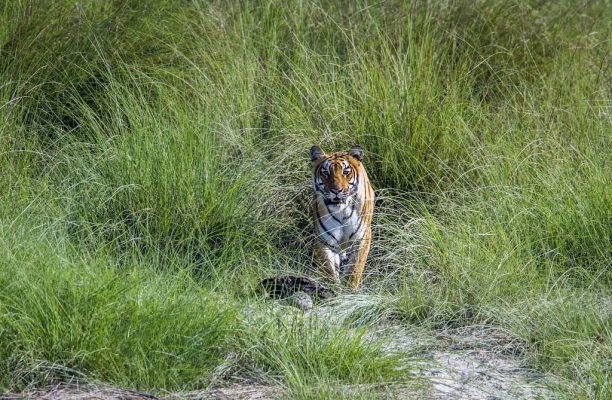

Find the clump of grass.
[
  {"left": 0, "top": 220, "right": 237, "bottom": 390},
  {"left": 236, "top": 310, "right": 416, "bottom": 398}
]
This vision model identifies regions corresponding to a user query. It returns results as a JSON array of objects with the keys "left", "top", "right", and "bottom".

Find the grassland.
[{"left": 0, "top": 0, "right": 610, "bottom": 398}]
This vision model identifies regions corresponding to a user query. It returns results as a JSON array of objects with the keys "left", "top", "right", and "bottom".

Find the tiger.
[
  {"left": 259, "top": 145, "right": 374, "bottom": 305},
  {"left": 310, "top": 145, "right": 374, "bottom": 289}
]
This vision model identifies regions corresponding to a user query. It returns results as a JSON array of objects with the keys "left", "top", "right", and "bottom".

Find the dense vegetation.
[{"left": 0, "top": 0, "right": 610, "bottom": 398}]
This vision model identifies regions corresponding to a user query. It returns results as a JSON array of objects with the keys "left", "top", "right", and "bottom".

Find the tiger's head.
[{"left": 310, "top": 146, "right": 364, "bottom": 205}]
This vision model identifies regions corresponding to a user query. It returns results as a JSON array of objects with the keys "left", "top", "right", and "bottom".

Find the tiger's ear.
[
  {"left": 310, "top": 146, "right": 323, "bottom": 162},
  {"left": 348, "top": 146, "right": 364, "bottom": 162}
]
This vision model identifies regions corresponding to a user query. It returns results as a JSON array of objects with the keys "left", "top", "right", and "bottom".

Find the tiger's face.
[{"left": 310, "top": 146, "right": 364, "bottom": 205}]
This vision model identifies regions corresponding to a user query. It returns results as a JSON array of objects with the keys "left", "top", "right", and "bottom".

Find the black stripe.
[
  {"left": 325, "top": 203, "right": 343, "bottom": 224},
  {"left": 346, "top": 201, "right": 355, "bottom": 221},
  {"left": 316, "top": 204, "right": 341, "bottom": 247},
  {"left": 314, "top": 163, "right": 325, "bottom": 181},
  {"left": 349, "top": 215, "right": 364, "bottom": 240},
  {"left": 317, "top": 236, "right": 340, "bottom": 252},
  {"left": 315, "top": 204, "right": 333, "bottom": 236},
  {"left": 317, "top": 219, "right": 331, "bottom": 238},
  {"left": 315, "top": 163, "right": 323, "bottom": 175}
]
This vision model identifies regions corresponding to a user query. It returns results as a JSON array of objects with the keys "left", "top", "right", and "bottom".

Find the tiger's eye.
[{"left": 343, "top": 169, "right": 350, "bottom": 176}]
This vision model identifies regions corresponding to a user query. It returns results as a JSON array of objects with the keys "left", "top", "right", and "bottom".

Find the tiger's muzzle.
[{"left": 325, "top": 189, "right": 349, "bottom": 205}]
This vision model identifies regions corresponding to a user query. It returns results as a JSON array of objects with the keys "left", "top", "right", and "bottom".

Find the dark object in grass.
[{"left": 259, "top": 275, "right": 335, "bottom": 303}]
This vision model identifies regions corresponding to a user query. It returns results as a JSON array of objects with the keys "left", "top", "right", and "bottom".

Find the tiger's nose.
[{"left": 330, "top": 188, "right": 341, "bottom": 194}]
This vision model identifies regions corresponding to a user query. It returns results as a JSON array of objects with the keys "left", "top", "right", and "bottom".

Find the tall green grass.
[{"left": 1, "top": 0, "right": 610, "bottom": 398}]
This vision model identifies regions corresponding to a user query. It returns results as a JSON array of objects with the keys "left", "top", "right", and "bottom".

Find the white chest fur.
[{"left": 316, "top": 197, "right": 364, "bottom": 251}]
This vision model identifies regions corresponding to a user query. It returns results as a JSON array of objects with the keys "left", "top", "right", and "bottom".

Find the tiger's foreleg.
[
  {"left": 348, "top": 225, "right": 372, "bottom": 289},
  {"left": 314, "top": 245, "right": 341, "bottom": 284}
]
